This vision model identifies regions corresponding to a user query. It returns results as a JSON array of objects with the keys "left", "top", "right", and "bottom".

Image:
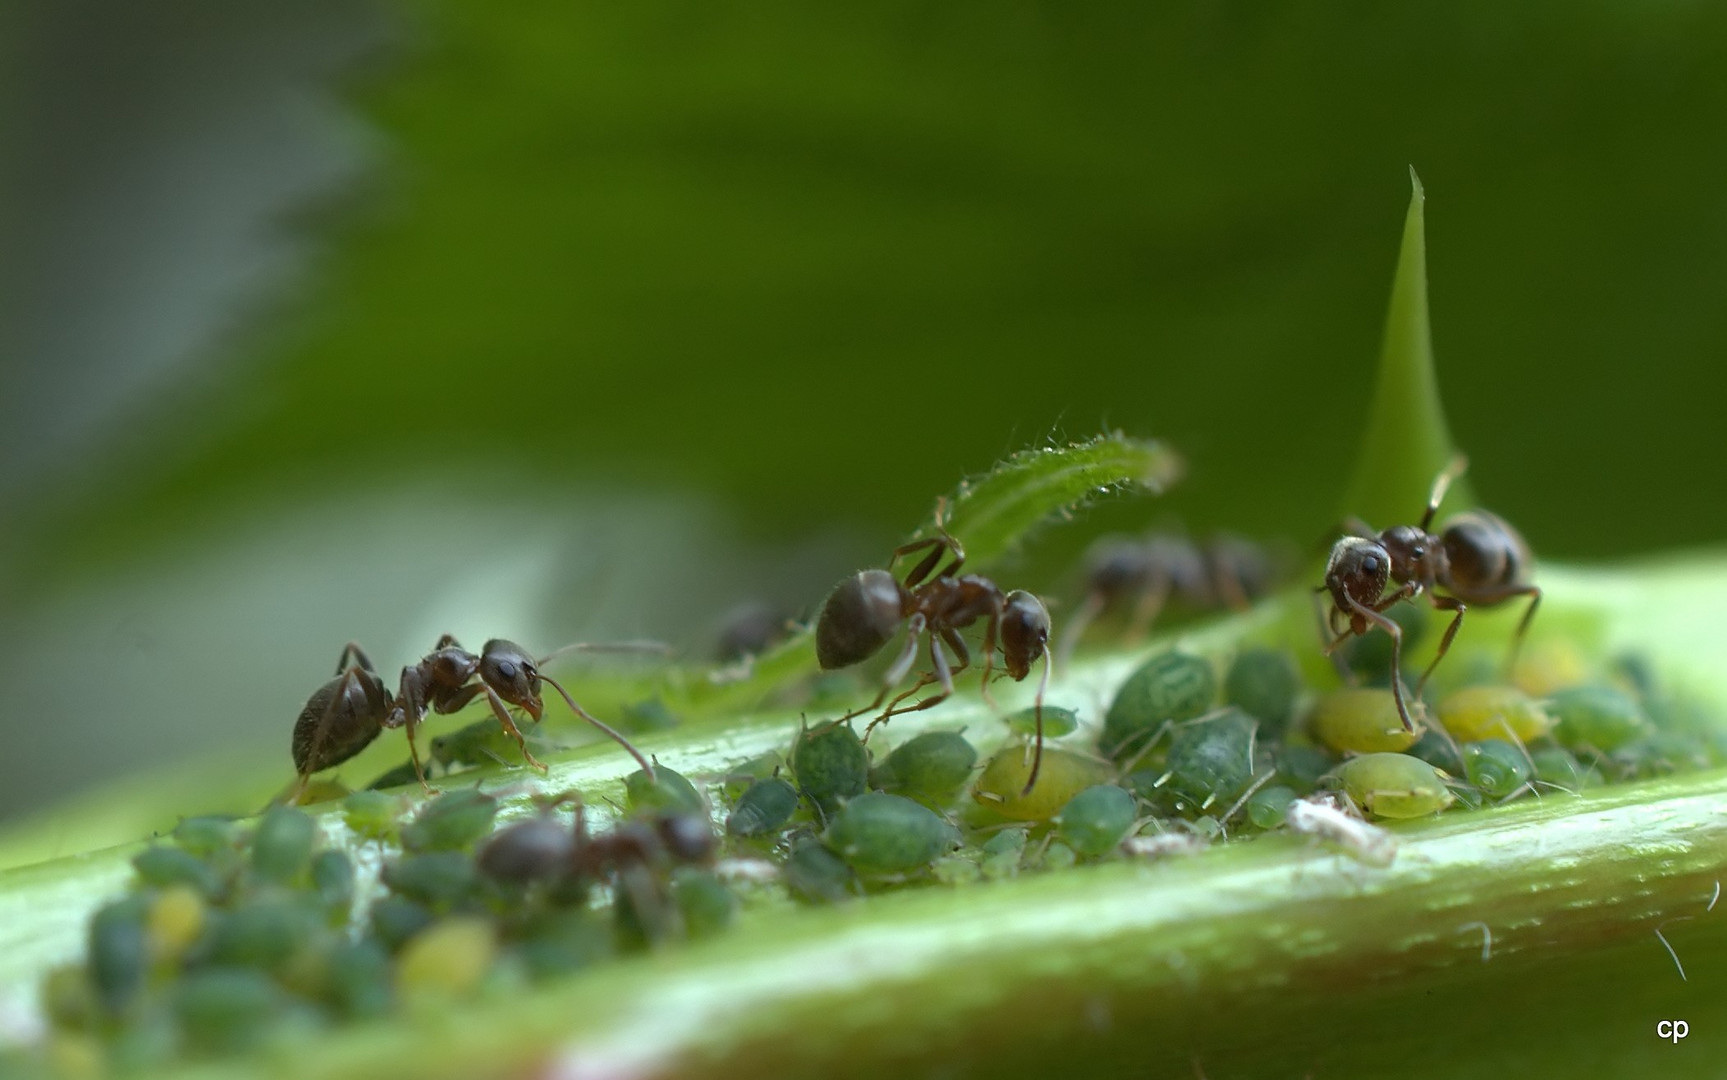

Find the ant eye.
[
  {"left": 1361, "top": 556, "right": 1379, "bottom": 574},
  {"left": 496, "top": 660, "right": 518, "bottom": 680},
  {"left": 1412, "top": 545, "right": 1425, "bottom": 559}
]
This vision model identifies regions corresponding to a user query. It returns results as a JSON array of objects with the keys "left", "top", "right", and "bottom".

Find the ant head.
[
  {"left": 815, "top": 569, "right": 906, "bottom": 670},
  {"left": 479, "top": 639, "right": 543, "bottom": 718},
  {"left": 1085, "top": 538, "right": 1157, "bottom": 595},
  {"left": 998, "top": 590, "right": 1051, "bottom": 680},
  {"left": 1377, "top": 524, "right": 1444, "bottom": 586},
  {"left": 654, "top": 813, "right": 718, "bottom": 865},
  {"left": 1325, "top": 536, "right": 1390, "bottom": 610}
]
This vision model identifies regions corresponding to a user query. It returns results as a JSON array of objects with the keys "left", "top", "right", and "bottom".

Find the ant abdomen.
[
  {"left": 1440, "top": 510, "right": 1530, "bottom": 594},
  {"left": 815, "top": 569, "right": 905, "bottom": 670}
]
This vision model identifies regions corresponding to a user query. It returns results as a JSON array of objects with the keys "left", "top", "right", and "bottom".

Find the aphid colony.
[{"left": 40, "top": 786, "right": 730, "bottom": 1066}]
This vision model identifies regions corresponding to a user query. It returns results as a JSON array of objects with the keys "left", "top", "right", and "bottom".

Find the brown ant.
[
  {"left": 814, "top": 501, "right": 1052, "bottom": 788},
  {"left": 1054, "top": 531, "right": 1279, "bottom": 673},
  {"left": 1321, "top": 456, "right": 1541, "bottom": 732},
  {"left": 289, "top": 636, "right": 654, "bottom": 802}
]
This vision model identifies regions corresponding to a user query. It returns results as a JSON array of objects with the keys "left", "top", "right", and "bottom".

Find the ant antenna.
[
  {"left": 537, "top": 672, "right": 657, "bottom": 779},
  {"left": 1421, "top": 454, "right": 1470, "bottom": 531},
  {"left": 539, "top": 640, "right": 675, "bottom": 665},
  {"left": 1019, "top": 644, "right": 1052, "bottom": 795}
]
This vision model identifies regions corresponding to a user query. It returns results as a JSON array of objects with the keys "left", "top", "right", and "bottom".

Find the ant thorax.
[{"left": 1377, "top": 524, "right": 1446, "bottom": 590}]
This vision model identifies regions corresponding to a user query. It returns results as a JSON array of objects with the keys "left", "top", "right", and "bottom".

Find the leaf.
[{"left": 1340, "top": 168, "right": 1476, "bottom": 527}]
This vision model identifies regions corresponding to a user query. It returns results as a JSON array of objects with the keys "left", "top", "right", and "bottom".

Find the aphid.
[
  {"left": 1461, "top": 740, "right": 1532, "bottom": 800},
  {"left": 791, "top": 718, "right": 869, "bottom": 816},
  {"left": 822, "top": 792, "right": 960, "bottom": 876},
  {"left": 382, "top": 852, "right": 481, "bottom": 910},
  {"left": 145, "top": 885, "right": 207, "bottom": 964},
  {"left": 1333, "top": 753, "right": 1455, "bottom": 818},
  {"left": 1283, "top": 795, "right": 1397, "bottom": 867},
  {"left": 395, "top": 916, "right": 498, "bottom": 1000},
  {"left": 1224, "top": 648, "right": 1302, "bottom": 736},
  {"left": 871, "top": 731, "right": 978, "bottom": 807},
  {"left": 204, "top": 897, "right": 322, "bottom": 971},
  {"left": 726, "top": 777, "right": 801, "bottom": 838},
  {"left": 132, "top": 847, "right": 222, "bottom": 900},
  {"left": 671, "top": 869, "right": 738, "bottom": 937},
  {"left": 173, "top": 968, "right": 288, "bottom": 1054},
  {"left": 171, "top": 816, "right": 238, "bottom": 859},
  {"left": 318, "top": 940, "right": 394, "bottom": 1019},
  {"left": 1246, "top": 784, "right": 1300, "bottom": 829},
  {"left": 369, "top": 897, "right": 436, "bottom": 952},
  {"left": 310, "top": 850, "right": 355, "bottom": 922},
  {"left": 342, "top": 790, "right": 406, "bottom": 841},
  {"left": 1055, "top": 785, "right": 1138, "bottom": 857},
  {"left": 1547, "top": 685, "right": 1650, "bottom": 753},
  {"left": 1102, "top": 650, "right": 1217, "bottom": 759},
  {"left": 1159, "top": 708, "right": 1258, "bottom": 813},
  {"left": 1320, "top": 456, "right": 1542, "bottom": 733},
  {"left": 784, "top": 838, "right": 862, "bottom": 904},
  {"left": 624, "top": 763, "right": 707, "bottom": 816},
  {"left": 387, "top": 636, "right": 654, "bottom": 788},
  {"left": 400, "top": 788, "right": 499, "bottom": 853},
  {"left": 1436, "top": 685, "right": 1555, "bottom": 742},
  {"left": 814, "top": 501, "right": 1052, "bottom": 787},
  {"left": 972, "top": 743, "right": 1110, "bottom": 823},
  {"left": 250, "top": 805, "right": 316, "bottom": 885},
  {"left": 429, "top": 716, "right": 547, "bottom": 773},
  {"left": 87, "top": 896, "right": 150, "bottom": 1017},
  {"left": 979, "top": 827, "right": 1028, "bottom": 878},
  {"left": 1310, "top": 688, "right": 1422, "bottom": 754}
]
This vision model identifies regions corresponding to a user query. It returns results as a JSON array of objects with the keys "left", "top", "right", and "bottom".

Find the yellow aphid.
[
  {"left": 397, "top": 917, "right": 497, "bottom": 1000},
  {"left": 1436, "top": 685, "right": 1555, "bottom": 742},
  {"left": 972, "top": 743, "right": 1110, "bottom": 822},
  {"left": 47, "top": 1034, "right": 104, "bottom": 1080},
  {"left": 146, "top": 885, "right": 206, "bottom": 963},
  {"left": 1511, "top": 641, "right": 1590, "bottom": 697},
  {"left": 1334, "top": 753, "right": 1456, "bottom": 819},
  {"left": 1311, "top": 689, "right": 1422, "bottom": 753}
]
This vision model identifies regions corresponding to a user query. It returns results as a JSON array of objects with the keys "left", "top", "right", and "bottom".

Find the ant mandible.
[
  {"left": 288, "top": 636, "right": 654, "bottom": 802},
  {"left": 814, "top": 499, "right": 1052, "bottom": 787},
  {"left": 1320, "top": 456, "right": 1542, "bottom": 732}
]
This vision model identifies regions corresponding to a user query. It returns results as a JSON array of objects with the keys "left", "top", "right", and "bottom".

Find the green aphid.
[
  {"left": 791, "top": 719, "right": 869, "bottom": 815},
  {"left": 931, "top": 856, "right": 983, "bottom": 886},
  {"left": 1274, "top": 743, "right": 1338, "bottom": 794},
  {"left": 1162, "top": 708, "right": 1257, "bottom": 811},
  {"left": 620, "top": 697, "right": 681, "bottom": 733},
  {"left": 1102, "top": 651, "right": 1217, "bottom": 758},
  {"left": 1224, "top": 648, "right": 1301, "bottom": 735},
  {"left": 319, "top": 940, "right": 393, "bottom": 1020},
  {"left": 721, "top": 751, "right": 785, "bottom": 798},
  {"left": 726, "top": 777, "right": 800, "bottom": 838},
  {"left": 400, "top": 788, "right": 499, "bottom": 853},
  {"left": 874, "top": 731, "right": 978, "bottom": 805},
  {"left": 1614, "top": 731, "right": 1715, "bottom": 779},
  {"left": 784, "top": 838, "right": 861, "bottom": 904},
  {"left": 625, "top": 763, "right": 706, "bottom": 816},
  {"left": 1407, "top": 727, "right": 1466, "bottom": 776},
  {"left": 1529, "top": 745, "right": 1592, "bottom": 792},
  {"left": 1311, "top": 688, "right": 1422, "bottom": 754},
  {"left": 132, "top": 846, "right": 222, "bottom": 900},
  {"left": 514, "top": 910, "right": 615, "bottom": 980},
  {"left": 1338, "top": 603, "right": 1427, "bottom": 685},
  {"left": 250, "top": 806, "right": 316, "bottom": 885},
  {"left": 1246, "top": 784, "right": 1299, "bottom": 829},
  {"left": 173, "top": 967, "right": 287, "bottom": 1055},
  {"left": 87, "top": 895, "right": 150, "bottom": 1017},
  {"left": 383, "top": 852, "right": 480, "bottom": 909},
  {"left": 1055, "top": 785, "right": 1138, "bottom": 857},
  {"left": 1004, "top": 705, "right": 1081, "bottom": 739},
  {"left": 431, "top": 717, "right": 541, "bottom": 770},
  {"left": 1462, "top": 740, "right": 1532, "bottom": 800},
  {"left": 172, "top": 816, "right": 238, "bottom": 859},
  {"left": 367, "top": 760, "right": 425, "bottom": 791},
  {"left": 310, "top": 850, "right": 354, "bottom": 921},
  {"left": 40, "top": 964, "right": 97, "bottom": 1033},
  {"left": 979, "top": 828, "right": 1028, "bottom": 879},
  {"left": 342, "top": 789, "right": 405, "bottom": 841},
  {"left": 205, "top": 898, "right": 323, "bottom": 972},
  {"left": 973, "top": 743, "right": 1111, "bottom": 822},
  {"left": 369, "top": 896, "right": 436, "bottom": 952},
  {"left": 1548, "top": 685, "right": 1650, "bottom": 753},
  {"left": 824, "top": 793, "right": 959, "bottom": 876},
  {"left": 1335, "top": 753, "right": 1455, "bottom": 818},
  {"left": 672, "top": 869, "right": 737, "bottom": 938},
  {"left": 1039, "top": 841, "right": 1079, "bottom": 872}
]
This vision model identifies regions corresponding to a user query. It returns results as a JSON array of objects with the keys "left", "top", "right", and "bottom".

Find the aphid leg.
[
  {"left": 1053, "top": 590, "right": 1107, "bottom": 678},
  {"left": 476, "top": 684, "right": 550, "bottom": 773},
  {"left": 1346, "top": 594, "right": 1417, "bottom": 731},
  {"left": 1415, "top": 593, "right": 1468, "bottom": 695},
  {"left": 539, "top": 672, "right": 656, "bottom": 779},
  {"left": 1419, "top": 455, "right": 1470, "bottom": 532},
  {"left": 1123, "top": 572, "right": 1173, "bottom": 646}
]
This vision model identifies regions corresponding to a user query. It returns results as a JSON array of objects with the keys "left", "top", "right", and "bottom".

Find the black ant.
[
  {"left": 714, "top": 601, "right": 792, "bottom": 664},
  {"left": 289, "top": 636, "right": 654, "bottom": 801},
  {"left": 1321, "top": 456, "right": 1541, "bottom": 732},
  {"left": 814, "top": 501, "right": 1052, "bottom": 787},
  {"left": 1054, "top": 531, "right": 1279, "bottom": 672}
]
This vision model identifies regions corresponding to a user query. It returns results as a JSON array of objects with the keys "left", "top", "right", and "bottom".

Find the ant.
[
  {"left": 814, "top": 500, "right": 1052, "bottom": 788},
  {"left": 288, "top": 636, "right": 654, "bottom": 802},
  {"left": 1320, "top": 456, "right": 1541, "bottom": 733},
  {"left": 1054, "top": 531, "right": 1279, "bottom": 673}
]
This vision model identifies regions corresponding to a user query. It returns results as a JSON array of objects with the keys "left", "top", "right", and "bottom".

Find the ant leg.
[
  {"left": 335, "top": 641, "right": 375, "bottom": 675},
  {"left": 403, "top": 716, "right": 433, "bottom": 792},
  {"left": 1053, "top": 590, "right": 1106, "bottom": 678},
  {"left": 1312, "top": 589, "right": 1355, "bottom": 681},
  {"left": 1503, "top": 585, "right": 1542, "bottom": 673},
  {"left": 433, "top": 633, "right": 463, "bottom": 650},
  {"left": 1416, "top": 594, "right": 1468, "bottom": 694},
  {"left": 869, "top": 630, "right": 954, "bottom": 736},
  {"left": 1419, "top": 455, "right": 1470, "bottom": 532},
  {"left": 874, "top": 636, "right": 956, "bottom": 725},
  {"left": 1124, "top": 573, "right": 1173, "bottom": 645},
  {"left": 1345, "top": 594, "right": 1418, "bottom": 732},
  {"left": 1018, "top": 644, "right": 1052, "bottom": 796},
  {"left": 477, "top": 684, "right": 550, "bottom": 773},
  {"left": 539, "top": 671, "right": 656, "bottom": 778},
  {"left": 1341, "top": 517, "right": 1375, "bottom": 540},
  {"left": 977, "top": 612, "right": 999, "bottom": 708},
  {"left": 841, "top": 615, "right": 927, "bottom": 722}
]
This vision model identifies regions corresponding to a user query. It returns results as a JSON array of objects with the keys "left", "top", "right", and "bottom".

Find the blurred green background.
[{"left": 2, "top": 1, "right": 1725, "bottom": 824}]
